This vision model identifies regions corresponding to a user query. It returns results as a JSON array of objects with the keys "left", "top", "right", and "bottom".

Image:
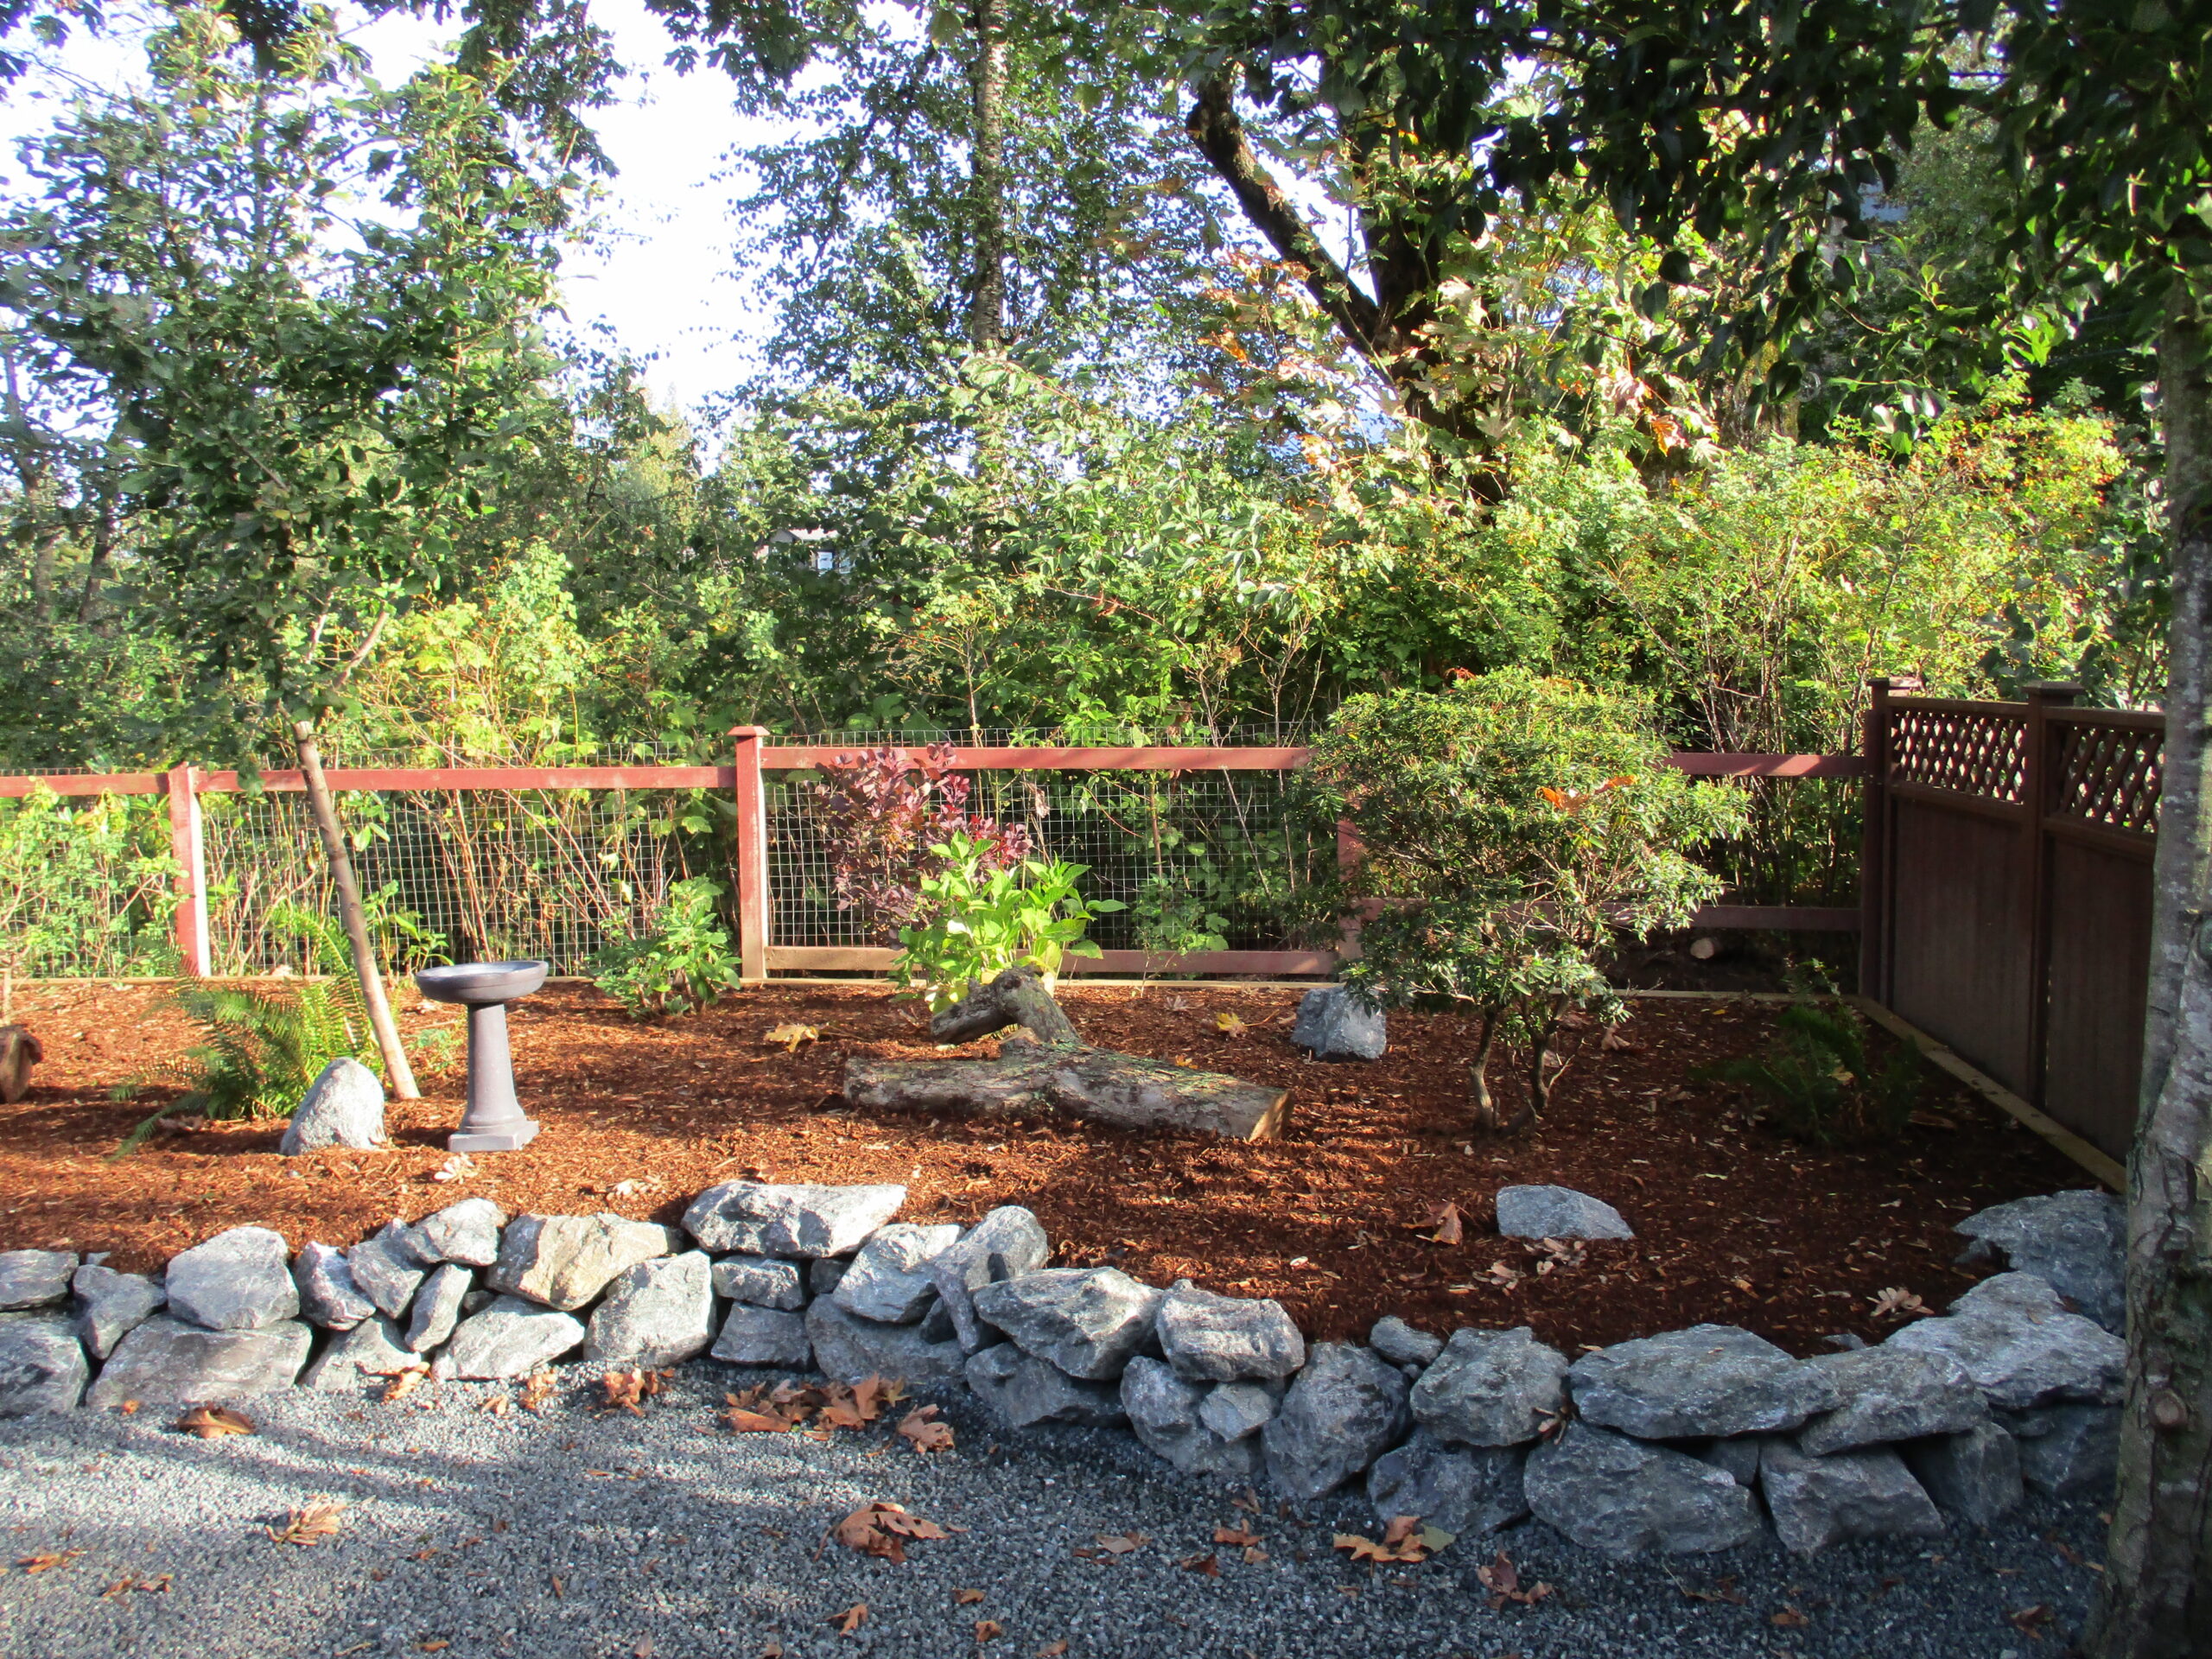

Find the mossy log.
[{"left": 927, "top": 965, "right": 1083, "bottom": 1046}]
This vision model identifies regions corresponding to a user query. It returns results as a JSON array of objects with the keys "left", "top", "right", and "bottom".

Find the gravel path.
[{"left": 0, "top": 1363, "right": 2107, "bottom": 1659}]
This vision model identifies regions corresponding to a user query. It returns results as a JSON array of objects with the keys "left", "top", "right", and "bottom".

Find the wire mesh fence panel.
[{"left": 0, "top": 791, "right": 178, "bottom": 979}]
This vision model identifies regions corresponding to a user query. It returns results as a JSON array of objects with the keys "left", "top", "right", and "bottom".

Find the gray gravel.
[{"left": 0, "top": 1361, "right": 2107, "bottom": 1659}]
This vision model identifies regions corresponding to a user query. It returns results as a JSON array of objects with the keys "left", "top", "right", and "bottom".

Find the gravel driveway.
[{"left": 0, "top": 1363, "right": 2107, "bottom": 1659}]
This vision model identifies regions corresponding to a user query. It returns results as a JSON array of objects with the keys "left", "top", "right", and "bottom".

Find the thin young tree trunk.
[
  {"left": 291, "top": 719, "right": 419, "bottom": 1100},
  {"left": 1468, "top": 1009, "right": 1502, "bottom": 1128},
  {"left": 2091, "top": 294, "right": 2212, "bottom": 1659},
  {"left": 968, "top": 0, "right": 1007, "bottom": 353}
]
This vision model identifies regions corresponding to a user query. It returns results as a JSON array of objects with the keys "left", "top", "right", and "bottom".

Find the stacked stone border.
[{"left": 0, "top": 1185, "right": 2126, "bottom": 1560}]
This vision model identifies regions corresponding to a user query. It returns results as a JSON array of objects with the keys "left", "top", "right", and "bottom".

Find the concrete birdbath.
[{"left": 416, "top": 959, "right": 549, "bottom": 1153}]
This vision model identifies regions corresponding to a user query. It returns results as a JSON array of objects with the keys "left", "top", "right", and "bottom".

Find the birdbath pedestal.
[{"left": 416, "top": 959, "right": 549, "bottom": 1153}]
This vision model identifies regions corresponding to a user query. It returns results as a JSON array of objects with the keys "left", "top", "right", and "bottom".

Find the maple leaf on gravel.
[
  {"left": 827, "top": 1603, "right": 867, "bottom": 1633},
  {"left": 955, "top": 1588, "right": 986, "bottom": 1605},
  {"left": 833, "top": 1503, "right": 950, "bottom": 1563},
  {"left": 2009, "top": 1604, "right": 2055, "bottom": 1641},
  {"left": 16, "top": 1551, "right": 85, "bottom": 1573},
  {"left": 1475, "top": 1549, "right": 1553, "bottom": 1610},
  {"left": 975, "top": 1620, "right": 1004, "bottom": 1643},
  {"left": 1334, "top": 1516, "right": 1441, "bottom": 1565},
  {"left": 1179, "top": 1551, "right": 1221, "bottom": 1575},
  {"left": 1213, "top": 1527, "right": 1260, "bottom": 1548},
  {"left": 519, "top": 1370, "right": 556, "bottom": 1414},
  {"left": 601, "top": 1370, "right": 671, "bottom": 1414},
  {"left": 268, "top": 1500, "right": 347, "bottom": 1548},
  {"left": 176, "top": 1406, "right": 254, "bottom": 1439},
  {"left": 897, "top": 1405, "right": 954, "bottom": 1452},
  {"left": 382, "top": 1368, "right": 428, "bottom": 1405}
]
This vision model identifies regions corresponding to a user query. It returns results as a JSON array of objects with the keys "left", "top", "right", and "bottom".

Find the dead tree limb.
[{"left": 928, "top": 964, "right": 1083, "bottom": 1046}]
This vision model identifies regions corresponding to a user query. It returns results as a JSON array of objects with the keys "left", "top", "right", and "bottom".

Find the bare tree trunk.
[
  {"left": 291, "top": 720, "right": 419, "bottom": 1100},
  {"left": 2091, "top": 294, "right": 2212, "bottom": 1659},
  {"left": 77, "top": 482, "right": 114, "bottom": 626},
  {"left": 1467, "top": 1009, "right": 1502, "bottom": 1128},
  {"left": 968, "top": 0, "right": 1007, "bottom": 353}
]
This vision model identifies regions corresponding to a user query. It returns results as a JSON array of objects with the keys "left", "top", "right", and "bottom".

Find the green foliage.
[
  {"left": 0, "top": 785, "right": 177, "bottom": 1001},
  {"left": 892, "top": 833, "right": 1123, "bottom": 1012},
  {"left": 1699, "top": 1002, "right": 1923, "bottom": 1150},
  {"left": 588, "top": 875, "right": 740, "bottom": 1018}
]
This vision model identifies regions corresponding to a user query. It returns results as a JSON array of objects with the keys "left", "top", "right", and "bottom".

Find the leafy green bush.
[
  {"left": 588, "top": 875, "right": 740, "bottom": 1017},
  {"left": 0, "top": 785, "right": 177, "bottom": 1012},
  {"left": 892, "top": 833, "right": 1124, "bottom": 1013},
  {"left": 1699, "top": 1003, "right": 1923, "bottom": 1148},
  {"left": 1301, "top": 669, "right": 1748, "bottom": 1131}
]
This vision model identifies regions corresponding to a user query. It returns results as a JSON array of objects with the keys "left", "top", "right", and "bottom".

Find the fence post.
[
  {"left": 731, "top": 727, "right": 770, "bottom": 984},
  {"left": 163, "top": 765, "right": 210, "bottom": 977},
  {"left": 2019, "top": 682, "right": 2079, "bottom": 1106},
  {"left": 1859, "top": 681, "right": 1894, "bottom": 1001}
]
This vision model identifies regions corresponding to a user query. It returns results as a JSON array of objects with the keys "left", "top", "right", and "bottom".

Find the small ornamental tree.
[
  {"left": 814, "top": 743, "right": 1031, "bottom": 929},
  {"left": 1302, "top": 670, "right": 1746, "bottom": 1130}
]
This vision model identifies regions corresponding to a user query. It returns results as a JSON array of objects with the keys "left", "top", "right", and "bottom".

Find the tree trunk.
[
  {"left": 2090, "top": 294, "right": 2212, "bottom": 1659},
  {"left": 931, "top": 964, "right": 1081, "bottom": 1046},
  {"left": 1467, "top": 1009, "right": 1502, "bottom": 1128},
  {"left": 968, "top": 0, "right": 1007, "bottom": 353},
  {"left": 291, "top": 720, "right": 419, "bottom": 1101}
]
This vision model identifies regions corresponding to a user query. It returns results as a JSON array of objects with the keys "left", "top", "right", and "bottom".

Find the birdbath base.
[
  {"left": 451, "top": 1119, "right": 540, "bottom": 1154},
  {"left": 415, "top": 959, "right": 550, "bottom": 1157}
]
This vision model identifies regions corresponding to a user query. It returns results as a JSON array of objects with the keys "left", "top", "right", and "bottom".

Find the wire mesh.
[{"left": 0, "top": 790, "right": 179, "bottom": 978}]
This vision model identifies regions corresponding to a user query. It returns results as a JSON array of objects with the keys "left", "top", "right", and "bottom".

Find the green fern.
[{"left": 1698, "top": 1002, "right": 1923, "bottom": 1149}]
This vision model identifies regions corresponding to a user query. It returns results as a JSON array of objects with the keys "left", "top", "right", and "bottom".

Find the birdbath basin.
[{"left": 416, "top": 960, "right": 549, "bottom": 1153}]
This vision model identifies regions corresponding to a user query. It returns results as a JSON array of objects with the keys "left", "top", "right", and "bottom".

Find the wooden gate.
[{"left": 1860, "top": 681, "right": 2163, "bottom": 1161}]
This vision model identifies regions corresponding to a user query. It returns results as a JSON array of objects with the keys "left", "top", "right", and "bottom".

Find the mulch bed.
[{"left": 0, "top": 978, "right": 2088, "bottom": 1357}]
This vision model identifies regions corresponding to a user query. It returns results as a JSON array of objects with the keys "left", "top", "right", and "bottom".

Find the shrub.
[
  {"left": 588, "top": 875, "right": 740, "bottom": 1017},
  {"left": 1700, "top": 1002, "right": 1923, "bottom": 1148},
  {"left": 0, "top": 785, "right": 177, "bottom": 1012},
  {"left": 813, "top": 743, "right": 1031, "bottom": 930},
  {"left": 1300, "top": 669, "right": 1748, "bottom": 1130},
  {"left": 892, "top": 832, "right": 1124, "bottom": 1012}
]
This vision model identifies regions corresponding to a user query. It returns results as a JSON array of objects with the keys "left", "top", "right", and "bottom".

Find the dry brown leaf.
[
  {"left": 833, "top": 1503, "right": 950, "bottom": 1563},
  {"left": 1770, "top": 1605, "right": 1810, "bottom": 1629},
  {"left": 1420, "top": 1202, "right": 1465, "bottom": 1246},
  {"left": 975, "top": 1620, "right": 1004, "bottom": 1643},
  {"left": 519, "top": 1370, "right": 556, "bottom": 1414},
  {"left": 827, "top": 1603, "right": 868, "bottom": 1634},
  {"left": 99, "top": 1573, "right": 173, "bottom": 1599},
  {"left": 760, "top": 1643, "right": 784, "bottom": 1659},
  {"left": 1676, "top": 1573, "right": 1746, "bottom": 1605},
  {"left": 177, "top": 1406, "right": 255, "bottom": 1439},
  {"left": 269, "top": 1499, "right": 347, "bottom": 1548},
  {"left": 897, "top": 1405, "right": 954, "bottom": 1453},
  {"left": 725, "top": 1406, "right": 797, "bottom": 1434},
  {"left": 1599, "top": 1026, "right": 1641, "bottom": 1052},
  {"left": 478, "top": 1393, "right": 512, "bottom": 1417},
  {"left": 1179, "top": 1552, "right": 1220, "bottom": 1576},
  {"left": 2009, "top": 1604, "right": 2055, "bottom": 1641},
  {"left": 418, "top": 1643, "right": 451, "bottom": 1654},
  {"left": 765, "top": 1023, "right": 820, "bottom": 1052},
  {"left": 1036, "top": 1644, "right": 1069, "bottom": 1658},
  {"left": 601, "top": 1370, "right": 671, "bottom": 1415},
  {"left": 954, "top": 1587, "right": 986, "bottom": 1605},
  {"left": 16, "top": 1550, "right": 85, "bottom": 1573},
  {"left": 1872, "top": 1287, "right": 1929, "bottom": 1320},
  {"left": 1230, "top": 1487, "right": 1262, "bottom": 1515},
  {"left": 1476, "top": 1549, "right": 1552, "bottom": 1609},
  {"left": 1212, "top": 1526, "right": 1260, "bottom": 1548},
  {"left": 1243, "top": 1546, "right": 1268, "bottom": 1565},
  {"left": 1214, "top": 1012, "right": 1248, "bottom": 1037},
  {"left": 1095, "top": 1531, "right": 1147, "bottom": 1555},
  {"left": 382, "top": 1368, "right": 428, "bottom": 1405}
]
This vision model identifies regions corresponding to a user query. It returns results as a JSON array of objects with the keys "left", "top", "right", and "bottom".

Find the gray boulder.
[
  {"left": 970, "top": 1268, "right": 1163, "bottom": 1381},
  {"left": 1886, "top": 1272, "right": 2125, "bottom": 1409},
  {"left": 0, "top": 1317, "right": 88, "bottom": 1415},
  {"left": 1569, "top": 1325, "right": 1833, "bottom": 1439},
  {"left": 164, "top": 1226, "right": 299, "bottom": 1332},
  {"left": 1694, "top": 1436, "right": 1768, "bottom": 1490},
  {"left": 834, "top": 1224, "right": 962, "bottom": 1324},
  {"left": 1262, "top": 1342, "right": 1410, "bottom": 1503},
  {"left": 1369, "top": 1317, "right": 1444, "bottom": 1370},
  {"left": 277, "top": 1056, "right": 385, "bottom": 1154},
  {"left": 346, "top": 1223, "right": 430, "bottom": 1320},
  {"left": 1198, "top": 1381, "right": 1280, "bottom": 1442},
  {"left": 1411, "top": 1325, "right": 1569, "bottom": 1446},
  {"left": 70, "top": 1263, "right": 165, "bottom": 1358},
  {"left": 486, "top": 1213, "right": 678, "bottom": 1312},
  {"left": 300, "top": 1316, "right": 420, "bottom": 1390},
  {"left": 445, "top": 1296, "right": 587, "bottom": 1380},
  {"left": 0, "top": 1249, "right": 77, "bottom": 1310},
  {"left": 2000, "top": 1402, "right": 2122, "bottom": 1498},
  {"left": 1523, "top": 1423, "right": 1762, "bottom": 1557},
  {"left": 86, "top": 1315, "right": 312, "bottom": 1407},
  {"left": 1157, "top": 1281, "right": 1304, "bottom": 1382},
  {"left": 1291, "top": 985, "right": 1387, "bottom": 1061},
  {"left": 1760, "top": 1439, "right": 1945, "bottom": 1556},
  {"left": 413, "top": 1198, "right": 507, "bottom": 1268},
  {"left": 292, "top": 1243, "right": 376, "bottom": 1331},
  {"left": 1367, "top": 1427, "right": 1529, "bottom": 1535},
  {"left": 928, "top": 1206, "right": 1051, "bottom": 1352},
  {"left": 803, "top": 1298, "right": 966, "bottom": 1385},
  {"left": 810, "top": 1258, "right": 849, "bottom": 1298},
  {"left": 968, "top": 1345, "right": 1122, "bottom": 1429},
  {"left": 1796, "top": 1345, "right": 1988, "bottom": 1455},
  {"left": 405, "top": 1264, "right": 473, "bottom": 1354},
  {"left": 1495, "top": 1185, "right": 1634, "bottom": 1241},
  {"left": 1906, "top": 1422, "right": 2024, "bottom": 1525},
  {"left": 713, "top": 1255, "right": 806, "bottom": 1311},
  {"left": 1118, "top": 1355, "right": 1261, "bottom": 1478},
  {"left": 585, "top": 1251, "right": 715, "bottom": 1368},
  {"left": 712, "top": 1305, "right": 811, "bottom": 1369},
  {"left": 682, "top": 1181, "right": 906, "bottom": 1257},
  {"left": 1957, "top": 1190, "right": 2125, "bottom": 1332}
]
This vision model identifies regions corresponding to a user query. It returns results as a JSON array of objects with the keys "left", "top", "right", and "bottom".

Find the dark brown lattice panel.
[
  {"left": 1889, "top": 706, "right": 2026, "bottom": 802},
  {"left": 2053, "top": 722, "right": 2162, "bottom": 835}
]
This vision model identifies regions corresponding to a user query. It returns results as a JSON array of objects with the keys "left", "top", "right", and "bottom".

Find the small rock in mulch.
[
  {"left": 1290, "top": 986, "right": 1387, "bottom": 1061},
  {"left": 276, "top": 1056, "right": 385, "bottom": 1155},
  {"left": 1495, "top": 1184, "right": 1634, "bottom": 1240}
]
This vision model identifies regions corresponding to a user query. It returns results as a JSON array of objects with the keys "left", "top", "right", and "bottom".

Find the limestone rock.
[
  {"left": 970, "top": 1268, "right": 1163, "bottom": 1381},
  {"left": 413, "top": 1198, "right": 507, "bottom": 1268},
  {"left": 405, "top": 1264, "right": 473, "bottom": 1354},
  {"left": 1495, "top": 1185, "right": 1634, "bottom": 1241},
  {"left": 1369, "top": 1317, "right": 1444, "bottom": 1370},
  {"left": 346, "top": 1223, "right": 429, "bottom": 1321},
  {"left": 70, "top": 1263, "right": 164, "bottom": 1359},
  {"left": 1118, "top": 1355, "right": 1261, "bottom": 1478},
  {"left": 300, "top": 1317, "right": 419, "bottom": 1390},
  {"left": 834, "top": 1224, "right": 963, "bottom": 1324},
  {"left": 2000, "top": 1402, "right": 2122, "bottom": 1498},
  {"left": 712, "top": 1305, "right": 811, "bottom": 1370},
  {"left": 292, "top": 1242, "right": 376, "bottom": 1332},
  {"left": 1291, "top": 985, "right": 1387, "bottom": 1061},
  {"left": 803, "top": 1298, "right": 966, "bottom": 1385},
  {"left": 1886, "top": 1272, "right": 2125, "bottom": 1409},
  {"left": 1157, "top": 1281, "right": 1304, "bottom": 1382},
  {"left": 0, "top": 1317, "right": 87, "bottom": 1415},
  {"left": 682, "top": 1181, "right": 906, "bottom": 1257},
  {"left": 1410, "top": 1325, "right": 1569, "bottom": 1447},
  {"left": 1367, "top": 1427, "right": 1529, "bottom": 1536},
  {"left": 1796, "top": 1345, "right": 1988, "bottom": 1455},
  {"left": 86, "top": 1315, "right": 312, "bottom": 1407},
  {"left": 1906, "top": 1422, "right": 2024, "bottom": 1525},
  {"left": 445, "top": 1296, "right": 587, "bottom": 1380},
  {"left": 1262, "top": 1342, "right": 1410, "bottom": 1503},
  {"left": 1569, "top": 1325, "right": 1833, "bottom": 1440},
  {"left": 0, "top": 1249, "right": 77, "bottom": 1310},
  {"left": 928, "top": 1206, "right": 1051, "bottom": 1353},
  {"left": 164, "top": 1226, "right": 300, "bottom": 1332},
  {"left": 713, "top": 1255, "right": 807, "bottom": 1311},
  {"left": 278, "top": 1056, "right": 385, "bottom": 1154},
  {"left": 1198, "top": 1382, "right": 1279, "bottom": 1442},
  {"left": 1523, "top": 1423, "right": 1762, "bottom": 1557},
  {"left": 1759, "top": 1439, "right": 1945, "bottom": 1557},
  {"left": 585, "top": 1251, "right": 716, "bottom": 1368},
  {"left": 1956, "top": 1190, "right": 2125, "bottom": 1332},
  {"left": 486, "top": 1213, "right": 677, "bottom": 1312}
]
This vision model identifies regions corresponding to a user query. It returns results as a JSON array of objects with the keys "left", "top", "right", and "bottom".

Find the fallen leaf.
[
  {"left": 100, "top": 1574, "right": 171, "bottom": 1599},
  {"left": 432, "top": 1152, "right": 476, "bottom": 1183},
  {"left": 418, "top": 1643, "right": 450, "bottom": 1655},
  {"left": 1095, "top": 1531, "right": 1147, "bottom": 1555},
  {"left": 519, "top": 1370, "right": 556, "bottom": 1414},
  {"left": 1243, "top": 1546, "right": 1268, "bottom": 1564},
  {"left": 176, "top": 1406, "right": 255, "bottom": 1439},
  {"left": 1230, "top": 1488, "right": 1262, "bottom": 1515},
  {"left": 1476, "top": 1549, "right": 1553, "bottom": 1610},
  {"left": 269, "top": 1500, "right": 347, "bottom": 1548},
  {"left": 382, "top": 1368, "right": 428, "bottom": 1405},
  {"left": 478, "top": 1393, "right": 512, "bottom": 1417},
  {"left": 725, "top": 1406, "right": 798, "bottom": 1434},
  {"left": 2009, "top": 1603, "right": 2055, "bottom": 1641},
  {"left": 760, "top": 1643, "right": 784, "bottom": 1659},
  {"left": 1036, "top": 1644, "right": 1068, "bottom": 1657},
  {"left": 1214, "top": 1012, "right": 1248, "bottom": 1037},
  {"left": 1420, "top": 1202, "right": 1465, "bottom": 1246},
  {"left": 1599, "top": 1027, "right": 1641, "bottom": 1052},
  {"left": 16, "top": 1551, "right": 84, "bottom": 1573},
  {"left": 896, "top": 1404, "right": 954, "bottom": 1453},
  {"left": 976, "top": 1619, "right": 1003, "bottom": 1643},
  {"left": 1333, "top": 1524, "right": 1428, "bottom": 1566},
  {"left": 601, "top": 1370, "right": 671, "bottom": 1414},
  {"left": 1213, "top": 1527, "right": 1260, "bottom": 1548},
  {"left": 1770, "top": 1605, "right": 1809, "bottom": 1628},
  {"left": 1871, "top": 1287, "right": 1929, "bottom": 1320},
  {"left": 1677, "top": 1574, "right": 1747, "bottom": 1605},
  {"left": 834, "top": 1503, "right": 950, "bottom": 1563},
  {"left": 1179, "top": 1551, "right": 1220, "bottom": 1575},
  {"left": 828, "top": 1603, "right": 868, "bottom": 1634},
  {"left": 955, "top": 1588, "right": 986, "bottom": 1605},
  {"left": 765, "top": 1023, "right": 820, "bottom": 1052}
]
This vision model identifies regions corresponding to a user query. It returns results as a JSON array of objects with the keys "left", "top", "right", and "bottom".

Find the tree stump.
[
  {"left": 0, "top": 1026, "right": 41, "bottom": 1105},
  {"left": 929, "top": 965, "right": 1081, "bottom": 1046}
]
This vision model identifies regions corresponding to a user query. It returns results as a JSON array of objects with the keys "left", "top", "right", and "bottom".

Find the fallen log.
[
  {"left": 0, "top": 1025, "right": 41, "bottom": 1104},
  {"left": 928, "top": 965, "right": 1081, "bottom": 1047},
  {"left": 845, "top": 1037, "right": 1288, "bottom": 1141}
]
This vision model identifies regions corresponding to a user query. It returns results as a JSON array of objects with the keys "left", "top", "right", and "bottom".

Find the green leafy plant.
[
  {"left": 892, "top": 833, "right": 1125, "bottom": 1012},
  {"left": 588, "top": 875, "right": 740, "bottom": 1017},
  {"left": 1699, "top": 1002, "right": 1923, "bottom": 1149},
  {"left": 0, "top": 786, "right": 178, "bottom": 1014}
]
